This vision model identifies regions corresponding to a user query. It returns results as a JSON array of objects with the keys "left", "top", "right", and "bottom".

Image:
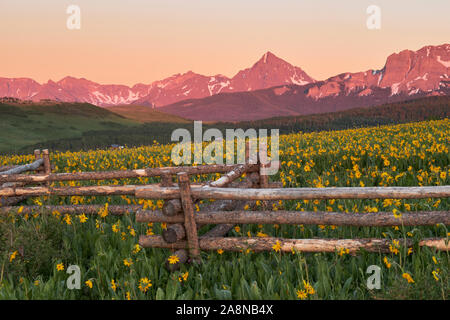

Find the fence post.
[
  {"left": 42, "top": 149, "right": 52, "bottom": 189},
  {"left": 42, "top": 149, "right": 51, "bottom": 175},
  {"left": 177, "top": 172, "right": 201, "bottom": 261},
  {"left": 34, "top": 149, "right": 43, "bottom": 174},
  {"left": 258, "top": 141, "right": 269, "bottom": 189},
  {"left": 258, "top": 141, "right": 270, "bottom": 210}
]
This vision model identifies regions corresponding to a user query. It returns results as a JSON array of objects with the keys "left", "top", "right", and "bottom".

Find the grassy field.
[
  {"left": 0, "top": 118, "right": 448, "bottom": 300},
  {"left": 0, "top": 101, "right": 139, "bottom": 154}
]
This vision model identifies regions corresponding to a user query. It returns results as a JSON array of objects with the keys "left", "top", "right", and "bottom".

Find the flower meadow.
[{"left": 0, "top": 119, "right": 449, "bottom": 300}]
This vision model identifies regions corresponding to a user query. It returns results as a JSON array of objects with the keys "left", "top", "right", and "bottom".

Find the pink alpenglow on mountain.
[
  {"left": 306, "top": 44, "right": 450, "bottom": 100},
  {"left": 226, "top": 51, "right": 315, "bottom": 92},
  {"left": 158, "top": 44, "right": 449, "bottom": 121},
  {"left": 0, "top": 44, "right": 448, "bottom": 117},
  {"left": 133, "top": 52, "right": 315, "bottom": 107}
]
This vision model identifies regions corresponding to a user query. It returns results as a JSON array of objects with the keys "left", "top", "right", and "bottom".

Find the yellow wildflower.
[
  {"left": 296, "top": 289, "right": 307, "bottom": 300},
  {"left": 402, "top": 273, "right": 414, "bottom": 284},
  {"left": 432, "top": 256, "right": 438, "bottom": 264},
  {"left": 63, "top": 214, "right": 72, "bottom": 225},
  {"left": 138, "top": 277, "right": 152, "bottom": 292},
  {"left": 168, "top": 255, "right": 180, "bottom": 264},
  {"left": 111, "top": 279, "right": 118, "bottom": 292},
  {"left": 77, "top": 213, "right": 88, "bottom": 223},
  {"left": 383, "top": 256, "right": 391, "bottom": 269},
  {"left": 432, "top": 270, "right": 439, "bottom": 281},
  {"left": 85, "top": 280, "right": 93, "bottom": 289},
  {"left": 303, "top": 280, "right": 315, "bottom": 295},
  {"left": 393, "top": 209, "right": 402, "bottom": 219},
  {"left": 123, "top": 258, "right": 133, "bottom": 267},
  {"left": 9, "top": 251, "right": 18, "bottom": 262},
  {"left": 272, "top": 240, "right": 281, "bottom": 253},
  {"left": 132, "top": 244, "right": 141, "bottom": 254}
]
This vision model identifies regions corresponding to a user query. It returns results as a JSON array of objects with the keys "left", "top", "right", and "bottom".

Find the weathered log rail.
[
  {"left": 0, "top": 158, "right": 44, "bottom": 176},
  {"left": 139, "top": 236, "right": 449, "bottom": 254},
  {"left": 0, "top": 163, "right": 259, "bottom": 184},
  {"left": 136, "top": 210, "right": 450, "bottom": 227},
  {"left": 135, "top": 185, "right": 450, "bottom": 200},
  {"left": 0, "top": 204, "right": 142, "bottom": 215}
]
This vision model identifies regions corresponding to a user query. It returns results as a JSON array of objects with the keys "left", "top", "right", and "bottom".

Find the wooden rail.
[
  {"left": 136, "top": 185, "right": 450, "bottom": 200},
  {"left": 0, "top": 204, "right": 142, "bottom": 215},
  {"left": 0, "top": 165, "right": 19, "bottom": 172},
  {"left": 0, "top": 163, "right": 258, "bottom": 183},
  {"left": 0, "top": 158, "right": 44, "bottom": 176},
  {"left": 139, "top": 236, "right": 449, "bottom": 253},
  {"left": 136, "top": 210, "right": 450, "bottom": 227}
]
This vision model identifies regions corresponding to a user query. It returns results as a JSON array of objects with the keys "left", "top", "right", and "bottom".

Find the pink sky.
[{"left": 1, "top": 0, "right": 449, "bottom": 86}]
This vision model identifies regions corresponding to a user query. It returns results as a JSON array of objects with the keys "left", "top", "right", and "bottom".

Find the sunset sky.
[{"left": 1, "top": 0, "right": 449, "bottom": 86}]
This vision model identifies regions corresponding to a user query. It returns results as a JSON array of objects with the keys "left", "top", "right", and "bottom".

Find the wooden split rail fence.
[
  {"left": 0, "top": 146, "right": 449, "bottom": 271},
  {"left": 0, "top": 149, "right": 51, "bottom": 206}
]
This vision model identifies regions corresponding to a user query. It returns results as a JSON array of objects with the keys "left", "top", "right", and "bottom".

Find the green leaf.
[{"left": 155, "top": 287, "right": 165, "bottom": 300}]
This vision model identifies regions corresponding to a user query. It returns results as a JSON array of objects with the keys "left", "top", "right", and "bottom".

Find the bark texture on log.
[
  {"left": 201, "top": 224, "right": 235, "bottom": 238},
  {"left": 160, "top": 172, "right": 181, "bottom": 243},
  {"left": 208, "top": 164, "right": 254, "bottom": 188},
  {"left": 136, "top": 185, "right": 450, "bottom": 200},
  {"left": 136, "top": 210, "right": 450, "bottom": 226},
  {"left": 177, "top": 172, "right": 200, "bottom": 259},
  {"left": 0, "top": 159, "right": 44, "bottom": 176},
  {"left": 0, "top": 196, "right": 28, "bottom": 207},
  {"left": 162, "top": 199, "right": 182, "bottom": 216},
  {"left": 42, "top": 149, "right": 51, "bottom": 175},
  {"left": 0, "top": 164, "right": 259, "bottom": 183},
  {"left": 161, "top": 174, "right": 173, "bottom": 187},
  {"left": 0, "top": 183, "right": 204, "bottom": 198},
  {"left": 139, "top": 236, "right": 450, "bottom": 253},
  {"left": 0, "top": 165, "right": 19, "bottom": 173},
  {"left": 258, "top": 144, "right": 269, "bottom": 189},
  {"left": 162, "top": 223, "right": 186, "bottom": 243},
  {"left": 0, "top": 204, "right": 143, "bottom": 215},
  {"left": 0, "top": 184, "right": 139, "bottom": 197}
]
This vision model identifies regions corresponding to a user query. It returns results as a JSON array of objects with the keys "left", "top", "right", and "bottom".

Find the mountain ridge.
[
  {"left": 0, "top": 51, "right": 314, "bottom": 107},
  {"left": 0, "top": 43, "right": 448, "bottom": 121}
]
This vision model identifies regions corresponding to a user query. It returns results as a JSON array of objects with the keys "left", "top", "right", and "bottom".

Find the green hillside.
[
  {"left": 0, "top": 100, "right": 140, "bottom": 154},
  {"left": 106, "top": 104, "right": 189, "bottom": 123}
]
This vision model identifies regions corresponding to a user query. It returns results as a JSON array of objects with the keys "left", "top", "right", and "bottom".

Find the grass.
[
  {"left": 106, "top": 105, "right": 190, "bottom": 123},
  {"left": 0, "top": 118, "right": 448, "bottom": 300},
  {"left": 0, "top": 101, "right": 140, "bottom": 154}
]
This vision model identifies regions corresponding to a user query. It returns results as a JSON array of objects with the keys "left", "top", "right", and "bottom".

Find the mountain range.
[{"left": 0, "top": 43, "right": 448, "bottom": 121}]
